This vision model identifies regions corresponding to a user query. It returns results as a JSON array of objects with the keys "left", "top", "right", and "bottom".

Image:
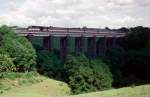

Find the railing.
[{"left": 15, "top": 29, "right": 127, "bottom": 37}]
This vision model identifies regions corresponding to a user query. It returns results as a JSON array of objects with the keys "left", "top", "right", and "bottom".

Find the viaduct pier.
[{"left": 15, "top": 26, "right": 127, "bottom": 59}]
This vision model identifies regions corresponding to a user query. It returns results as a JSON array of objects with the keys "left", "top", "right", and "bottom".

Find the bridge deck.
[{"left": 15, "top": 28, "right": 127, "bottom": 37}]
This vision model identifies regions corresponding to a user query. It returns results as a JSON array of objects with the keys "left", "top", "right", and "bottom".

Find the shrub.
[
  {"left": 0, "top": 54, "right": 16, "bottom": 72},
  {"left": 105, "top": 47, "right": 126, "bottom": 67},
  {"left": 90, "top": 59, "right": 113, "bottom": 90},
  {"left": 0, "top": 26, "right": 37, "bottom": 72},
  {"left": 64, "top": 55, "right": 113, "bottom": 94},
  {"left": 36, "top": 50, "right": 62, "bottom": 79},
  {"left": 105, "top": 47, "right": 126, "bottom": 86},
  {"left": 122, "top": 27, "right": 150, "bottom": 81},
  {"left": 124, "top": 50, "right": 150, "bottom": 80},
  {"left": 124, "top": 26, "right": 150, "bottom": 49}
]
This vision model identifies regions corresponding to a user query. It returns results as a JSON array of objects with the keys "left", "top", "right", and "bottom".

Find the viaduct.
[{"left": 15, "top": 26, "right": 127, "bottom": 59}]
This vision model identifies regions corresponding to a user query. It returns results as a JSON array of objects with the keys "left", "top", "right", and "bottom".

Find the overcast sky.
[{"left": 0, "top": 0, "right": 150, "bottom": 28}]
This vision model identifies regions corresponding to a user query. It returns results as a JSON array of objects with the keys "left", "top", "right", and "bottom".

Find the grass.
[
  {"left": 0, "top": 72, "right": 150, "bottom": 97},
  {"left": 0, "top": 72, "right": 45, "bottom": 88},
  {"left": 0, "top": 72, "right": 71, "bottom": 97},
  {"left": 65, "top": 84, "right": 150, "bottom": 97},
  {"left": 0, "top": 79, "right": 71, "bottom": 97}
]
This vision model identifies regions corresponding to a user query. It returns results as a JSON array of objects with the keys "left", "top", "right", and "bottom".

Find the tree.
[
  {"left": 0, "top": 48, "right": 16, "bottom": 72},
  {"left": 118, "top": 27, "right": 129, "bottom": 32},
  {"left": 124, "top": 26, "right": 150, "bottom": 49},
  {"left": 36, "top": 50, "right": 62, "bottom": 79},
  {"left": 121, "top": 26, "right": 150, "bottom": 82},
  {"left": 0, "top": 25, "right": 37, "bottom": 72},
  {"left": 64, "top": 55, "right": 113, "bottom": 94},
  {"left": 105, "top": 47, "right": 126, "bottom": 86}
]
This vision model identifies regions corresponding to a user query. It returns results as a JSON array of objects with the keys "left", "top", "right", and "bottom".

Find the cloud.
[{"left": 0, "top": 0, "right": 149, "bottom": 28}]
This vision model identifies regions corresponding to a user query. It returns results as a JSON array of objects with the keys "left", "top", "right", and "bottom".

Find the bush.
[
  {"left": 122, "top": 27, "right": 150, "bottom": 81},
  {"left": 105, "top": 47, "right": 126, "bottom": 86},
  {"left": 90, "top": 59, "right": 113, "bottom": 90},
  {"left": 0, "top": 54, "right": 16, "bottom": 72},
  {"left": 64, "top": 55, "right": 113, "bottom": 94},
  {"left": 105, "top": 47, "right": 126, "bottom": 67},
  {"left": 124, "top": 50, "right": 150, "bottom": 80},
  {"left": 36, "top": 50, "right": 62, "bottom": 79},
  {"left": 124, "top": 26, "right": 150, "bottom": 49},
  {"left": 0, "top": 26, "right": 37, "bottom": 72}
]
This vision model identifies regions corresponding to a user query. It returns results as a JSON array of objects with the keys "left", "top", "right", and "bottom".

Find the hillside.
[
  {"left": 65, "top": 85, "right": 150, "bottom": 97},
  {"left": 0, "top": 73, "right": 150, "bottom": 97},
  {"left": 0, "top": 72, "right": 70, "bottom": 97}
]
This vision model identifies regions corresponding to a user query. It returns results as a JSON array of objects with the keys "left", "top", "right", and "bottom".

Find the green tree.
[
  {"left": 0, "top": 52, "right": 16, "bottom": 72},
  {"left": 0, "top": 47, "right": 15, "bottom": 72},
  {"left": 36, "top": 50, "right": 62, "bottom": 79},
  {"left": 125, "top": 26, "right": 150, "bottom": 49},
  {"left": 105, "top": 47, "right": 126, "bottom": 86},
  {"left": 118, "top": 26, "right": 150, "bottom": 83},
  {"left": 64, "top": 55, "right": 113, "bottom": 94},
  {"left": 0, "top": 25, "right": 37, "bottom": 72}
]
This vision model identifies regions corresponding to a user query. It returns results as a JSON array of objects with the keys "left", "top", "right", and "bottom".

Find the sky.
[{"left": 0, "top": 0, "right": 150, "bottom": 28}]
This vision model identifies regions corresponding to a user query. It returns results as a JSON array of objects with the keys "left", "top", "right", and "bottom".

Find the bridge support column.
[
  {"left": 104, "top": 37, "right": 107, "bottom": 53},
  {"left": 88, "top": 37, "right": 96, "bottom": 58},
  {"left": 107, "top": 37, "right": 117, "bottom": 48},
  {"left": 107, "top": 37, "right": 112, "bottom": 48},
  {"left": 112, "top": 37, "right": 117, "bottom": 48},
  {"left": 43, "top": 36, "right": 53, "bottom": 51},
  {"left": 26, "top": 34, "right": 33, "bottom": 41},
  {"left": 60, "top": 37, "right": 68, "bottom": 60},
  {"left": 75, "top": 37, "right": 83, "bottom": 55},
  {"left": 96, "top": 37, "right": 107, "bottom": 56},
  {"left": 116, "top": 37, "right": 125, "bottom": 47}
]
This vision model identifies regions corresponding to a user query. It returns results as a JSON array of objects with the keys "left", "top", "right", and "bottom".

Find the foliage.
[
  {"left": 0, "top": 25, "right": 37, "bottom": 72},
  {"left": 0, "top": 48, "right": 16, "bottom": 72},
  {"left": 64, "top": 55, "right": 113, "bottom": 94},
  {"left": 103, "top": 26, "right": 150, "bottom": 86},
  {"left": 103, "top": 26, "right": 150, "bottom": 87},
  {"left": 118, "top": 27, "right": 129, "bottom": 32},
  {"left": 90, "top": 59, "right": 113, "bottom": 89},
  {"left": 124, "top": 50, "right": 150, "bottom": 80},
  {"left": 105, "top": 47, "right": 126, "bottom": 68},
  {"left": 124, "top": 26, "right": 150, "bottom": 49},
  {"left": 36, "top": 50, "right": 62, "bottom": 79},
  {"left": 105, "top": 47, "right": 126, "bottom": 86},
  {"left": 122, "top": 26, "right": 150, "bottom": 80},
  {"left": 0, "top": 54, "right": 16, "bottom": 72}
]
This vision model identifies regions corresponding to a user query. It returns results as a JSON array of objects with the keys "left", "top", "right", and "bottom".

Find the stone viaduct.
[{"left": 15, "top": 26, "right": 127, "bottom": 59}]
